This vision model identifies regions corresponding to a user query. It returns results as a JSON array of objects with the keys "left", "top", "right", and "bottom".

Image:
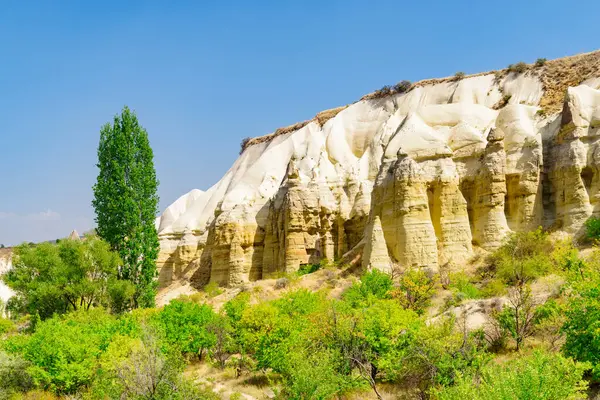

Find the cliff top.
[{"left": 241, "top": 50, "right": 600, "bottom": 153}]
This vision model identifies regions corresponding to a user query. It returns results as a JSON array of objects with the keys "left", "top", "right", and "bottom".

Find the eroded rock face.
[{"left": 157, "top": 52, "right": 600, "bottom": 287}]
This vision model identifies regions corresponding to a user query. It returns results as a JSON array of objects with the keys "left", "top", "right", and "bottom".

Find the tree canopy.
[{"left": 92, "top": 106, "right": 160, "bottom": 308}]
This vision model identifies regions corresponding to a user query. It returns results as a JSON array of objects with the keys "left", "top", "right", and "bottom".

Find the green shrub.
[
  {"left": 297, "top": 263, "right": 321, "bottom": 276},
  {"left": 157, "top": 300, "right": 217, "bottom": 360},
  {"left": 376, "top": 85, "right": 392, "bottom": 96},
  {"left": 584, "top": 216, "right": 600, "bottom": 241},
  {"left": 343, "top": 270, "right": 393, "bottom": 307},
  {"left": 0, "top": 351, "right": 33, "bottom": 398},
  {"left": 535, "top": 58, "right": 547, "bottom": 67},
  {"left": 434, "top": 351, "right": 589, "bottom": 400},
  {"left": 0, "top": 316, "right": 15, "bottom": 336},
  {"left": 563, "top": 277, "right": 600, "bottom": 379},
  {"left": 3, "top": 308, "right": 121, "bottom": 394},
  {"left": 393, "top": 80, "right": 412, "bottom": 93},
  {"left": 454, "top": 71, "right": 466, "bottom": 80},
  {"left": 486, "top": 228, "right": 554, "bottom": 285},
  {"left": 203, "top": 282, "right": 222, "bottom": 298},
  {"left": 508, "top": 61, "right": 528, "bottom": 73},
  {"left": 393, "top": 269, "right": 437, "bottom": 315},
  {"left": 448, "top": 273, "right": 481, "bottom": 299},
  {"left": 239, "top": 137, "right": 251, "bottom": 154}
]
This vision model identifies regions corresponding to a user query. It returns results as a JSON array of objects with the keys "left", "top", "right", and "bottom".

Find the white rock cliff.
[{"left": 157, "top": 51, "right": 600, "bottom": 288}]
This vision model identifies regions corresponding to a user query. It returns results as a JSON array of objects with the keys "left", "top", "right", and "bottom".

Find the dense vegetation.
[{"left": 3, "top": 222, "right": 600, "bottom": 399}]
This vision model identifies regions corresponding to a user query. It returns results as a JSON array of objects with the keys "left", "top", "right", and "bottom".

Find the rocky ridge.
[{"left": 157, "top": 51, "right": 600, "bottom": 288}]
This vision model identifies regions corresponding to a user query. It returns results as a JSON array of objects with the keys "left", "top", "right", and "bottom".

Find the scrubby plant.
[
  {"left": 434, "top": 351, "right": 589, "bottom": 400},
  {"left": 393, "top": 80, "right": 412, "bottom": 93},
  {"left": 494, "top": 285, "right": 538, "bottom": 351},
  {"left": 448, "top": 272, "right": 481, "bottom": 299},
  {"left": 584, "top": 216, "right": 600, "bottom": 241},
  {"left": 297, "top": 263, "right": 321, "bottom": 276},
  {"left": 274, "top": 278, "right": 289, "bottom": 289},
  {"left": 508, "top": 61, "right": 528, "bottom": 73},
  {"left": 375, "top": 85, "right": 392, "bottom": 97},
  {"left": 563, "top": 276, "right": 600, "bottom": 379},
  {"left": 0, "top": 351, "right": 33, "bottom": 398},
  {"left": 393, "top": 269, "right": 437, "bottom": 315},
  {"left": 203, "top": 281, "right": 222, "bottom": 298},
  {"left": 3, "top": 238, "right": 128, "bottom": 319},
  {"left": 157, "top": 300, "right": 217, "bottom": 360},
  {"left": 454, "top": 71, "right": 466, "bottom": 80},
  {"left": 485, "top": 228, "right": 554, "bottom": 285},
  {"left": 239, "top": 137, "right": 251, "bottom": 154},
  {"left": 2, "top": 308, "right": 120, "bottom": 394},
  {"left": 343, "top": 270, "right": 393, "bottom": 308},
  {"left": 535, "top": 57, "right": 547, "bottom": 67}
]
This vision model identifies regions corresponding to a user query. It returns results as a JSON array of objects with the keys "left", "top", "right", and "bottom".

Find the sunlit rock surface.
[{"left": 157, "top": 51, "right": 600, "bottom": 287}]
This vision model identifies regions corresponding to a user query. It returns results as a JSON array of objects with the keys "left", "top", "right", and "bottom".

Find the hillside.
[{"left": 156, "top": 50, "right": 600, "bottom": 291}]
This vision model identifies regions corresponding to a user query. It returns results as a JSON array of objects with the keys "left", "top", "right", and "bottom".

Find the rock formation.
[
  {"left": 157, "top": 51, "right": 600, "bottom": 288},
  {"left": 0, "top": 248, "right": 13, "bottom": 310}
]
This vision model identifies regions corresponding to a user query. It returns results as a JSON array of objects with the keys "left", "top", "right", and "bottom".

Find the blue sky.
[{"left": 1, "top": 0, "right": 599, "bottom": 245}]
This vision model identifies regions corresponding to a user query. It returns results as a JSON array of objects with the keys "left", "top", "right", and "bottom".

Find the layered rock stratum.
[{"left": 157, "top": 51, "right": 600, "bottom": 288}]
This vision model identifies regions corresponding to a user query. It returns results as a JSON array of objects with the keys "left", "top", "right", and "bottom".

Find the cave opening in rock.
[
  {"left": 581, "top": 166, "right": 594, "bottom": 200},
  {"left": 426, "top": 183, "right": 443, "bottom": 243},
  {"left": 459, "top": 179, "right": 475, "bottom": 241},
  {"left": 504, "top": 174, "right": 521, "bottom": 231}
]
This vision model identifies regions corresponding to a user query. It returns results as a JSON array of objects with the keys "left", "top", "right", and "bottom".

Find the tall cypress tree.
[{"left": 93, "top": 106, "right": 159, "bottom": 308}]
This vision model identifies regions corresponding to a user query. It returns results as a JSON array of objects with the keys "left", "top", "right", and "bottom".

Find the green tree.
[
  {"left": 157, "top": 300, "right": 217, "bottom": 360},
  {"left": 2, "top": 308, "right": 120, "bottom": 394},
  {"left": 93, "top": 106, "right": 160, "bottom": 308},
  {"left": 3, "top": 238, "right": 126, "bottom": 319},
  {"left": 92, "top": 328, "right": 217, "bottom": 400},
  {"left": 563, "top": 277, "right": 600, "bottom": 379},
  {"left": 434, "top": 351, "right": 589, "bottom": 400}
]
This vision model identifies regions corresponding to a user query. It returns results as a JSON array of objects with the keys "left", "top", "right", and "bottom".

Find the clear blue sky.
[{"left": 1, "top": 0, "right": 598, "bottom": 245}]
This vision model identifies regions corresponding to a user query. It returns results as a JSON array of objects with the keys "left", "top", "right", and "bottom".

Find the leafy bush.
[
  {"left": 434, "top": 351, "right": 589, "bottom": 400},
  {"left": 3, "top": 308, "right": 121, "bottom": 394},
  {"left": 375, "top": 85, "right": 392, "bottom": 96},
  {"left": 239, "top": 137, "right": 251, "bottom": 154},
  {"left": 393, "top": 269, "right": 437, "bottom": 315},
  {"left": 92, "top": 328, "right": 218, "bottom": 400},
  {"left": 0, "top": 351, "right": 33, "bottom": 398},
  {"left": 274, "top": 278, "right": 289, "bottom": 289},
  {"left": 0, "top": 316, "right": 15, "bottom": 336},
  {"left": 535, "top": 58, "right": 547, "bottom": 67},
  {"left": 393, "top": 80, "right": 412, "bottom": 93},
  {"left": 493, "top": 285, "right": 538, "bottom": 351},
  {"left": 448, "top": 272, "right": 481, "bottom": 299},
  {"left": 508, "top": 61, "right": 528, "bottom": 73},
  {"left": 343, "top": 270, "right": 393, "bottom": 307},
  {"left": 203, "top": 281, "right": 222, "bottom": 298},
  {"left": 454, "top": 71, "right": 466, "bottom": 80},
  {"left": 563, "top": 277, "right": 600, "bottom": 379},
  {"left": 157, "top": 300, "right": 217, "bottom": 360},
  {"left": 297, "top": 263, "right": 321, "bottom": 276},
  {"left": 279, "top": 347, "right": 360, "bottom": 399},
  {"left": 486, "top": 228, "right": 554, "bottom": 285},
  {"left": 480, "top": 278, "right": 506, "bottom": 298},
  {"left": 3, "top": 238, "right": 124, "bottom": 319},
  {"left": 584, "top": 216, "right": 600, "bottom": 241}
]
